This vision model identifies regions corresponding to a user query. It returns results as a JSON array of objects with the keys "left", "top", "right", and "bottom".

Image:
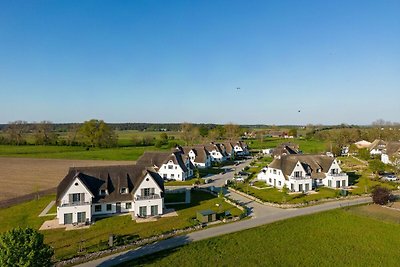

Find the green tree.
[
  {"left": 369, "top": 159, "right": 386, "bottom": 175},
  {"left": 0, "top": 227, "right": 54, "bottom": 267},
  {"left": 288, "top": 128, "right": 298, "bottom": 137},
  {"left": 33, "top": 121, "right": 58, "bottom": 145},
  {"left": 79, "top": 119, "right": 117, "bottom": 147}
]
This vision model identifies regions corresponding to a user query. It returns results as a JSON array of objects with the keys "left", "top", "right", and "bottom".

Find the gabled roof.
[
  {"left": 354, "top": 140, "right": 372, "bottom": 149},
  {"left": 177, "top": 145, "right": 210, "bottom": 163},
  {"left": 369, "top": 139, "right": 387, "bottom": 150},
  {"left": 273, "top": 143, "right": 299, "bottom": 157},
  {"left": 222, "top": 142, "right": 235, "bottom": 154},
  {"left": 268, "top": 154, "right": 335, "bottom": 180},
  {"left": 136, "top": 151, "right": 172, "bottom": 168},
  {"left": 56, "top": 164, "right": 164, "bottom": 204}
]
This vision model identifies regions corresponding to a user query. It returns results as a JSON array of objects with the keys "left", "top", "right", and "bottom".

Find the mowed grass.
[
  {"left": 0, "top": 145, "right": 166, "bottom": 161},
  {"left": 0, "top": 191, "right": 242, "bottom": 260},
  {"left": 233, "top": 183, "right": 339, "bottom": 204},
  {"left": 248, "top": 138, "right": 327, "bottom": 153},
  {"left": 120, "top": 208, "right": 400, "bottom": 266}
]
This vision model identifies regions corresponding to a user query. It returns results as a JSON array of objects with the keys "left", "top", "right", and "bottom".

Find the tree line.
[
  {"left": 0, "top": 120, "right": 117, "bottom": 148},
  {"left": 0, "top": 120, "right": 246, "bottom": 148}
]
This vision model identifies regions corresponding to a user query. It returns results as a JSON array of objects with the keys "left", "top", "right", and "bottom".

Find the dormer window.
[
  {"left": 317, "top": 168, "right": 321, "bottom": 173},
  {"left": 120, "top": 187, "right": 128, "bottom": 194},
  {"left": 99, "top": 189, "right": 108, "bottom": 196}
]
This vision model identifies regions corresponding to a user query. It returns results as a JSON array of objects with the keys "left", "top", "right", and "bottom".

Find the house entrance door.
[
  {"left": 116, "top": 202, "right": 121, "bottom": 213},
  {"left": 64, "top": 213, "right": 72, "bottom": 224}
]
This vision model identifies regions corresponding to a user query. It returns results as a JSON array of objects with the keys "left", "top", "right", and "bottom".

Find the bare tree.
[
  {"left": 6, "top": 121, "right": 27, "bottom": 145},
  {"left": 33, "top": 121, "right": 57, "bottom": 145},
  {"left": 181, "top": 123, "right": 200, "bottom": 145},
  {"left": 224, "top": 123, "right": 241, "bottom": 140}
]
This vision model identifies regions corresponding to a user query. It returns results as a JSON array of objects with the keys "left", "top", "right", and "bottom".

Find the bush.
[
  {"left": 372, "top": 186, "right": 392, "bottom": 205},
  {"left": 0, "top": 227, "right": 54, "bottom": 267}
]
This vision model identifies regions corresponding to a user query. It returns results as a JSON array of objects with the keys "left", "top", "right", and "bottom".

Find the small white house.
[
  {"left": 380, "top": 142, "right": 400, "bottom": 164},
  {"left": 176, "top": 146, "right": 212, "bottom": 168},
  {"left": 257, "top": 154, "right": 348, "bottom": 192},
  {"left": 158, "top": 152, "right": 193, "bottom": 181},
  {"left": 233, "top": 141, "right": 250, "bottom": 156},
  {"left": 137, "top": 151, "right": 194, "bottom": 181},
  {"left": 206, "top": 143, "right": 228, "bottom": 162},
  {"left": 369, "top": 139, "right": 387, "bottom": 156},
  {"left": 56, "top": 165, "right": 164, "bottom": 225}
]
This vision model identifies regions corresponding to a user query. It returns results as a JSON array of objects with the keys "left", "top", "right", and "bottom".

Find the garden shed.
[{"left": 196, "top": 210, "right": 217, "bottom": 223}]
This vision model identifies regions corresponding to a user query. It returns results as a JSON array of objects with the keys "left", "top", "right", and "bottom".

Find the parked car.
[{"left": 382, "top": 175, "right": 398, "bottom": 182}]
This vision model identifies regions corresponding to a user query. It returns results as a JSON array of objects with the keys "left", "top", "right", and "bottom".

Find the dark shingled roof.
[
  {"left": 272, "top": 143, "right": 299, "bottom": 157},
  {"left": 178, "top": 145, "right": 210, "bottom": 163},
  {"left": 269, "top": 154, "right": 335, "bottom": 180},
  {"left": 56, "top": 164, "right": 164, "bottom": 204},
  {"left": 136, "top": 151, "right": 172, "bottom": 167},
  {"left": 136, "top": 151, "right": 189, "bottom": 172}
]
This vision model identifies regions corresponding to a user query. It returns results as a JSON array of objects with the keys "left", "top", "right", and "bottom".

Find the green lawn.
[
  {"left": 120, "top": 208, "right": 400, "bottom": 266},
  {"left": 165, "top": 179, "right": 205, "bottom": 186},
  {"left": 0, "top": 191, "right": 242, "bottom": 260},
  {"left": 248, "top": 138, "right": 327, "bottom": 153},
  {"left": 0, "top": 145, "right": 167, "bottom": 161},
  {"left": 233, "top": 183, "right": 339, "bottom": 204}
]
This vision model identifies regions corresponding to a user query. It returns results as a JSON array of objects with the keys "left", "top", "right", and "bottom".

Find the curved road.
[{"left": 76, "top": 160, "right": 372, "bottom": 267}]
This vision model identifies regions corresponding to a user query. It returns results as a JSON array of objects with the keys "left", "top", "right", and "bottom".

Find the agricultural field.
[
  {"left": 0, "top": 145, "right": 165, "bottom": 161},
  {"left": 121, "top": 206, "right": 400, "bottom": 266},
  {"left": 0, "top": 157, "right": 133, "bottom": 201},
  {"left": 0, "top": 191, "right": 242, "bottom": 260}
]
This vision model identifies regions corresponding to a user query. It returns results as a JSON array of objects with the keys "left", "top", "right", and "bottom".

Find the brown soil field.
[{"left": 0, "top": 158, "right": 134, "bottom": 202}]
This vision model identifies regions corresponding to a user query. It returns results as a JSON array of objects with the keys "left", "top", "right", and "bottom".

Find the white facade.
[
  {"left": 57, "top": 177, "right": 93, "bottom": 224},
  {"left": 188, "top": 149, "right": 211, "bottom": 168},
  {"left": 133, "top": 173, "right": 164, "bottom": 217},
  {"left": 234, "top": 144, "right": 249, "bottom": 155},
  {"left": 158, "top": 159, "right": 193, "bottom": 181},
  {"left": 321, "top": 159, "right": 348, "bottom": 188},
  {"left": 209, "top": 149, "right": 227, "bottom": 162},
  {"left": 257, "top": 159, "right": 348, "bottom": 192},
  {"left": 57, "top": 173, "right": 164, "bottom": 225}
]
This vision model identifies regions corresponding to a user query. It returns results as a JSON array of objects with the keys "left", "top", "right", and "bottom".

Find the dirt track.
[{"left": 0, "top": 158, "right": 134, "bottom": 202}]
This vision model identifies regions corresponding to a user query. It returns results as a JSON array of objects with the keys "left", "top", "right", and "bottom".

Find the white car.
[{"left": 382, "top": 175, "right": 398, "bottom": 182}]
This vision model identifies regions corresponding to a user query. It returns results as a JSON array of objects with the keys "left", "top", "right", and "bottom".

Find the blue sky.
[{"left": 0, "top": 0, "right": 399, "bottom": 125}]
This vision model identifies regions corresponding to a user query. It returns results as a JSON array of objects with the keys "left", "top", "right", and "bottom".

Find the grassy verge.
[
  {"left": 232, "top": 183, "right": 339, "bottom": 204},
  {"left": 0, "top": 191, "right": 242, "bottom": 260},
  {"left": 118, "top": 207, "right": 400, "bottom": 266}
]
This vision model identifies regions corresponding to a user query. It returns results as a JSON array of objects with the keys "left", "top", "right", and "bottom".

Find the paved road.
[{"left": 77, "top": 196, "right": 371, "bottom": 266}]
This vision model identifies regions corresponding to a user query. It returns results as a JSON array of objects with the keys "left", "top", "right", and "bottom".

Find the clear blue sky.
[{"left": 0, "top": 0, "right": 399, "bottom": 125}]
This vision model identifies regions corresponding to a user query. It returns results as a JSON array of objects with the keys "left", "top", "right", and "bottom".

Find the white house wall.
[
  {"left": 159, "top": 160, "right": 186, "bottom": 181},
  {"left": 57, "top": 204, "right": 91, "bottom": 225},
  {"left": 60, "top": 177, "right": 93, "bottom": 206}
]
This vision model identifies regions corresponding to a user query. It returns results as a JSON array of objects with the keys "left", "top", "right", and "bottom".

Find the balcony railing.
[
  {"left": 329, "top": 172, "right": 348, "bottom": 177},
  {"left": 135, "top": 194, "right": 161, "bottom": 201},
  {"left": 60, "top": 201, "right": 91, "bottom": 207},
  {"left": 289, "top": 175, "right": 311, "bottom": 180}
]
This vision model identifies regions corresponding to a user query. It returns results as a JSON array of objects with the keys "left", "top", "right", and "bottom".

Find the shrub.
[
  {"left": 0, "top": 227, "right": 54, "bottom": 267},
  {"left": 372, "top": 186, "right": 392, "bottom": 205}
]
